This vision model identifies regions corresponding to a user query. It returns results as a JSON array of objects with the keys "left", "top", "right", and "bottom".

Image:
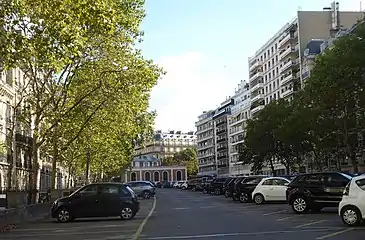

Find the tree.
[
  {"left": 165, "top": 148, "right": 198, "bottom": 176},
  {"left": 303, "top": 20, "right": 365, "bottom": 173},
  {"left": 0, "top": 0, "right": 163, "bottom": 199}
]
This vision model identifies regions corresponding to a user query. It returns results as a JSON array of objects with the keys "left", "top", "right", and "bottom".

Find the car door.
[
  {"left": 260, "top": 179, "right": 275, "bottom": 201},
  {"left": 271, "top": 178, "right": 290, "bottom": 201},
  {"left": 98, "top": 184, "right": 121, "bottom": 216},
  {"left": 70, "top": 185, "right": 101, "bottom": 218}
]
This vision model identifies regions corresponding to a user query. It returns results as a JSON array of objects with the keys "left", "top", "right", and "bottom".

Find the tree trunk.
[
  {"left": 85, "top": 147, "right": 91, "bottom": 184},
  {"left": 51, "top": 125, "right": 58, "bottom": 190},
  {"left": 30, "top": 114, "right": 40, "bottom": 203},
  {"left": 269, "top": 155, "right": 275, "bottom": 176}
]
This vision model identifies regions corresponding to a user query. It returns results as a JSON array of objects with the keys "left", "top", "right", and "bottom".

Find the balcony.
[
  {"left": 281, "top": 73, "right": 293, "bottom": 85},
  {"left": 282, "top": 88, "right": 294, "bottom": 98},
  {"left": 250, "top": 93, "right": 264, "bottom": 103},
  {"left": 302, "top": 71, "right": 310, "bottom": 80},
  {"left": 278, "top": 32, "right": 291, "bottom": 48},
  {"left": 280, "top": 58, "right": 299, "bottom": 73},
  {"left": 251, "top": 105, "right": 264, "bottom": 114},
  {"left": 249, "top": 60, "right": 262, "bottom": 71},
  {"left": 250, "top": 82, "right": 264, "bottom": 92},
  {"left": 249, "top": 71, "right": 263, "bottom": 81}
]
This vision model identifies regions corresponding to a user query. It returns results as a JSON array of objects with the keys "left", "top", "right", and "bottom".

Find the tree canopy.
[
  {"left": 163, "top": 148, "right": 198, "bottom": 176},
  {"left": 239, "top": 19, "right": 365, "bottom": 175},
  {"left": 0, "top": 0, "right": 163, "bottom": 193}
]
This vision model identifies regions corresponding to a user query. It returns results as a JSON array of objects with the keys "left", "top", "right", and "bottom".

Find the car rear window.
[{"left": 355, "top": 179, "right": 365, "bottom": 190}]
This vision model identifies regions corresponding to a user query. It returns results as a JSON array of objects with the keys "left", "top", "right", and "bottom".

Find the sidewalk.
[{"left": 0, "top": 204, "right": 51, "bottom": 233}]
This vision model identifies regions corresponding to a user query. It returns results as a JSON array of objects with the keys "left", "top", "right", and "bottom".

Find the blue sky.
[{"left": 139, "top": 0, "right": 362, "bottom": 132}]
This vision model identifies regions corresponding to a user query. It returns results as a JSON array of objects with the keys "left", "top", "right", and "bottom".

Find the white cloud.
[{"left": 149, "top": 52, "right": 239, "bottom": 132}]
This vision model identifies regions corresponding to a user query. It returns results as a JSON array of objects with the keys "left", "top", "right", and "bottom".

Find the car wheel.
[
  {"left": 254, "top": 194, "right": 264, "bottom": 205},
  {"left": 292, "top": 196, "right": 309, "bottom": 214},
  {"left": 214, "top": 188, "right": 221, "bottom": 195},
  {"left": 57, "top": 208, "right": 72, "bottom": 223},
  {"left": 239, "top": 193, "right": 249, "bottom": 203},
  {"left": 142, "top": 190, "right": 151, "bottom": 199},
  {"left": 203, "top": 188, "right": 207, "bottom": 194},
  {"left": 120, "top": 207, "right": 135, "bottom": 220},
  {"left": 341, "top": 206, "right": 362, "bottom": 226},
  {"left": 182, "top": 186, "right": 186, "bottom": 190},
  {"left": 224, "top": 190, "right": 229, "bottom": 198},
  {"left": 192, "top": 187, "right": 196, "bottom": 191}
]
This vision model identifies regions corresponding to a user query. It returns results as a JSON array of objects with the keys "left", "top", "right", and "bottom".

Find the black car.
[
  {"left": 210, "top": 177, "right": 229, "bottom": 195},
  {"left": 286, "top": 172, "right": 352, "bottom": 214},
  {"left": 236, "top": 176, "right": 266, "bottom": 203},
  {"left": 51, "top": 183, "right": 140, "bottom": 223},
  {"left": 223, "top": 177, "right": 237, "bottom": 197}
]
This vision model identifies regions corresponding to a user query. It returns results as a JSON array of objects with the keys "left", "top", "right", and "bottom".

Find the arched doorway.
[
  {"left": 131, "top": 172, "right": 136, "bottom": 181},
  {"left": 144, "top": 172, "right": 151, "bottom": 181},
  {"left": 163, "top": 171, "right": 168, "bottom": 181},
  {"left": 153, "top": 172, "right": 159, "bottom": 182},
  {"left": 176, "top": 170, "right": 182, "bottom": 181}
]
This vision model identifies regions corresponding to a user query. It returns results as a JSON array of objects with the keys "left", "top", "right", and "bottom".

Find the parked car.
[
  {"left": 236, "top": 176, "right": 267, "bottom": 203},
  {"left": 251, "top": 177, "right": 290, "bottom": 204},
  {"left": 51, "top": 183, "right": 139, "bottom": 223},
  {"left": 126, "top": 181, "right": 156, "bottom": 199},
  {"left": 210, "top": 177, "right": 229, "bottom": 195},
  {"left": 286, "top": 172, "right": 352, "bottom": 214},
  {"left": 223, "top": 177, "right": 239, "bottom": 198},
  {"left": 339, "top": 174, "right": 365, "bottom": 226},
  {"left": 173, "top": 181, "right": 185, "bottom": 188},
  {"left": 202, "top": 179, "right": 215, "bottom": 193},
  {"left": 181, "top": 181, "right": 188, "bottom": 190}
]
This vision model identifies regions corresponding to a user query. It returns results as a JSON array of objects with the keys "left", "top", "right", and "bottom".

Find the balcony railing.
[
  {"left": 250, "top": 82, "right": 264, "bottom": 92},
  {"left": 250, "top": 93, "right": 264, "bottom": 103},
  {"left": 249, "top": 71, "right": 263, "bottom": 81},
  {"left": 281, "top": 73, "right": 293, "bottom": 85},
  {"left": 249, "top": 60, "right": 262, "bottom": 71},
  {"left": 251, "top": 105, "right": 264, "bottom": 114}
]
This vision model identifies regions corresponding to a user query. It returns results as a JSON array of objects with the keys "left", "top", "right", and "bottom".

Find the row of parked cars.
[{"left": 178, "top": 172, "right": 365, "bottom": 226}]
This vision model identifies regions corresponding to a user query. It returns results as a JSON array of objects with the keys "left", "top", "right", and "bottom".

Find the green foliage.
[
  {"left": 240, "top": 19, "right": 365, "bottom": 174},
  {"left": 0, "top": 0, "right": 163, "bottom": 190},
  {"left": 164, "top": 148, "right": 198, "bottom": 176}
]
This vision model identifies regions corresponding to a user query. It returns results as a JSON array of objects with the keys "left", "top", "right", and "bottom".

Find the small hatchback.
[
  {"left": 339, "top": 175, "right": 365, "bottom": 226},
  {"left": 51, "top": 183, "right": 139, "bottom": 223}
]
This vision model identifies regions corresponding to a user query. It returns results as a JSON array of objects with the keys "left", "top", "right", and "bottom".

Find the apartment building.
[
  {"left": 228, "top": 80, "right": 251, "bottom": 175},
  {"left": 196, "top": 111, "right": 216, "bottom": 175},
  {"left": 0, "top": 69, "right": 70, "bottom": 192},
  {"left": 134, "top": 130, "right": 197, "bottom": 161},
  {"left": 248, "top": 3, "right": 363, "bottom": 117},
  {"left": 214, "top": 98, "right": 234, "bottom": 176}
]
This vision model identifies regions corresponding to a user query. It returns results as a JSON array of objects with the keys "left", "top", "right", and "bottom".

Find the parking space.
[
  {"left": 0, "top": 198, "right": 155, "bottom": 240},
  {"left": 140, "top": 188, "right": 365, "bottom": 240}
]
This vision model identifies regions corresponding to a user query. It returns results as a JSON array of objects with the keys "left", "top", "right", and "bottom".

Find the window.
[
  {"left": 262, "top": 179, "right": 274, "bottom": 185},
  {"left": 324, "top": 173, "right": 349, "bottom": 187},
  {"left": 79, "top": 185, "right": 98, "bottom": 196},
  {"left": 298, "top": 175, "right": 323, "bottom": 185},
  {"left": 100, "top": 185, "right": 119, "bottom": 194},
  {"left": 273, "top": 179, "right": 289, "bottom": 186},
  {"left": 245, "top": 178, "right": 262, "bottom": 184},
  {"left": 355, "top": 179, "right": 365, "bottom": 190}
]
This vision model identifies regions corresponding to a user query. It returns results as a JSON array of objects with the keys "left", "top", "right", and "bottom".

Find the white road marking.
[
  {"left": 131, "top": 196, "right": 157, "bottom": 240},
  {"left": 0, "top": 229, "right": 136, "bottom": 238},
  {"left": 139, "top": 228, "right": 337, "bottom": 239},
  {"left": 173, "top": 207, "right": 189, "bottom": 210},
  {"left": 276, "top": 216, "right": 294, "bottom": 221},
  {"left": 316, "top": 228, "right": 354, "bottom": 239},
  {"left": 262, "top": 210, "right": 287, "bottom": 216},
  {"left": 199, "top": 206, "right": 216, "bottom": 209},
  {"left": 294, "top": 220, "right": 327, "bottom": 228}
]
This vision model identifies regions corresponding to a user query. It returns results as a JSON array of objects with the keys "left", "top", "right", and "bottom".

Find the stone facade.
[{"left": 126, "top": 166, "right": 187, "bottom": 182}]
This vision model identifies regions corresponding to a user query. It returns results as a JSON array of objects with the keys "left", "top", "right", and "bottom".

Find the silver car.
[{"left": 126, "top": 181, "right": 156, "bottom": 199}]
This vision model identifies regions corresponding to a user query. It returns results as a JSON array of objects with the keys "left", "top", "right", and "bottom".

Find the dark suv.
[
  {"left": 286, "top": 172, "right": 352, "bottom": 214},
  {"left": 209, "top": 177, "right": 229, "bottom": 195},
  {"left": 235, "top": 176, "right": 266, "bottom": 203},
  {"left": 51, "top": 183, "right": 140, "bottom": 223}
]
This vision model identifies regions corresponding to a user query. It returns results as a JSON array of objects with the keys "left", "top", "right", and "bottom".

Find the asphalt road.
[
  {"left": 2, "top": 189, "right": 365, "bottom": 240},
  {"left": 0, "top": 198, "right": 155, "bottom": 240},
  {"left": 140, "top": 188, "right": 365, "bottom": 240}
]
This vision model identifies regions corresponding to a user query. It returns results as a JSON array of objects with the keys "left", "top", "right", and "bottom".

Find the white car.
[
  {"left": 181, "top": 181, "right": 188, "bottom": 190},
  {"left": 338, "top": 175, "right": 365, "bottom": 226},
  {"left": 251, "top": 177, "right": 290, "bottom": 204},
  {"left": 173, "top": 181, "right": 185, "bottom": 188}
]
